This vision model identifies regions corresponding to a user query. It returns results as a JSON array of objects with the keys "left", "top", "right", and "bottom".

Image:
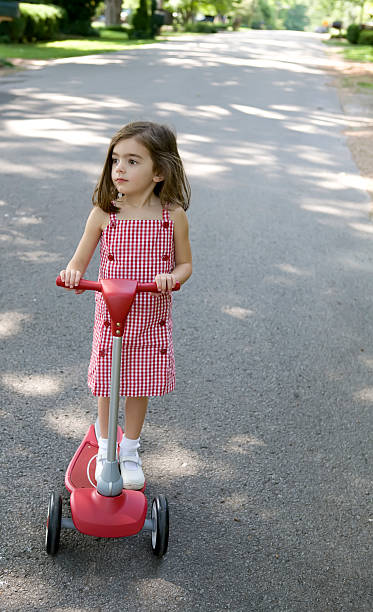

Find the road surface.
[{"left": 0, "top": 30, "right": 372, "bottom": 611}]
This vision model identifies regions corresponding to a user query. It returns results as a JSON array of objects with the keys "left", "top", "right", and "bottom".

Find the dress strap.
[
  {"left": 162, "top": 207, "right": 170, "bottom": 222},
  {"left": 109, "top": 209, "right": 117, "bottom": 227}
]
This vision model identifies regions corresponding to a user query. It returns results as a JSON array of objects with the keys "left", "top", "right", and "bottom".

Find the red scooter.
[{"left": 45, "top": 276, "right": 180, "bottom": 557}]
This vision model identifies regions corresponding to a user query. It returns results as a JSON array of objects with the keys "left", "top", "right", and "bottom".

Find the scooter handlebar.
[
  {"left": 56, "top": 277, "right": 101, "bottom": 291},
  {"left": 136, "top": 281, "right": 180, "bottom": 292},
  {"left": 56, "top": 276, "right": 181, "bottom": 293}
]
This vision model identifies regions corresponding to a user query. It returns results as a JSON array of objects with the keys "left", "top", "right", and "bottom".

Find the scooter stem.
[
  {"left": 108, "top": 337, "right": 122, "bottom": 463},
  {"left": 96, "top": 336, "right": 123, "bottom": 496}
]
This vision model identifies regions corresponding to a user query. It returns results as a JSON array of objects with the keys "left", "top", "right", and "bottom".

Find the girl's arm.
[
  {"left": 60, "top": 207, "right": 107, "bottom": 289},
  {"left": 172, "top": 207, "right": 192, "bottom": 284},
  {"left": 155, "top": 207, "right": 192, "bottom": 293}
]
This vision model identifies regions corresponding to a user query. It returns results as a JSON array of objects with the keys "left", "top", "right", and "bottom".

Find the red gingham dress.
[{"left": 88, "top": 207, "right": 176, "bottom": 397}]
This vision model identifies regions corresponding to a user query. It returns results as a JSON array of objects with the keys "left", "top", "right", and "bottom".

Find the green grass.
[
  {"left": 0, "top": 27, "right": 162, "bottom": 61},
  {"left": 357, "top": 81, "right": 373, "bottom": 88},
  {"left": 0, "top": 22, "right": 229, "bottom": 63},
  {"left": 343, "top": 45, "right": 373, "bottom": 62},
  {"left": 323, "top": 38, "right": 373, "bottom": 62}
]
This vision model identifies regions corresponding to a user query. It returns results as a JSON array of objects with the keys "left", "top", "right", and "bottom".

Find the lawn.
[
  {"left": 323, "top": 38, "right": 373, "bottom": 62},
  {"left": 0, "top": 27, "right": 162, "bottom": 61},
  {"left": 343, "top": 44, "right": 373, "bottom": 62}
]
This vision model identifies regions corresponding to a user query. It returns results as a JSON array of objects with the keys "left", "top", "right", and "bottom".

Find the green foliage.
[
  {"left": 184, "top": 21, "right": 218, "bottom": 32},
  {"left": 0, "top": 3, "right": 66, "bottom": 43},
  {"left": 346, "top": 23, "right": 361, "bottom": 43},
  {"left": 282, "top": 4, "right": 310, "bottom": 31},
  {"left": 358, "top": 29, "right": 373, "bottom": 45},
  {"left": 131, "top": 0, "right": 151, "bottom": 38},
  {"left": 230, "top": 0, "right": 255, "bottom": 28},
  {"left": 95, "top": 1, "right": 106, "bottom": 19},
  {"left": 250, "top": 0, "right": 275, "bottom": 29},
  {"left": 53, "top": 0, "right": 101, "bottom": 35},
  {"left": 3, "top": 14, "right": 26, "bottom": 41},
  {"left": 183, "top": 17, "right": 229, "bottom": 33},
  {"left": 343, "top": 43, "right": 373, "bottom": 60},
  {"left": 53, "top": 0, "right": 100, "bottom": 22},
  {"left": 150, "top": 0, "right": 164, "bottom": 36},
  {"left": 308, "top": 0, "right": 373, "bottom": 31},
  {"left": 104, "top": 24, "right": 128, "bottom": 32}
]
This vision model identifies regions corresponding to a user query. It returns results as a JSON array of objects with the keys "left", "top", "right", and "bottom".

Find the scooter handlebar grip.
[
  {"left": 136, "top": 281, "right": 180, "bottom": 292},
  {"left": 56, "top": 276, "right": 102, "bottom": 292}
]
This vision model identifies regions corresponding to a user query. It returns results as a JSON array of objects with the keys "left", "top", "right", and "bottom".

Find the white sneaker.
[{"left": 119, "top": 453, "right": 145, "bottom": 490}]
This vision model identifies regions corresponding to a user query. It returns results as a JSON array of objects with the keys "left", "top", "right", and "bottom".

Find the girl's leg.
[
  {"left": 98, "top": 396, "right": 110, "bottom": 438},
  {"left": 120, "top": 397, "right": 148, "bottom": 490},
  {"left": 124, "top": 396, "right": 148, "bottom": 439},
  {"left": 98, "top": 396, "right": 148, "bottom": 439}
]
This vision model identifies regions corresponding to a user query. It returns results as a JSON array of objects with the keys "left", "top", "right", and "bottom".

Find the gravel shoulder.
[{"left": 324, "top": 44, "right": 373, "bottom": 204}]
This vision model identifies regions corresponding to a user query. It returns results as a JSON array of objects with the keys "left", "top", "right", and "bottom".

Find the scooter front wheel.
[
  {"left": 45, "top": 492, "right": 62, "bottom": 555},
  {"left": 151, "top": 494, "right": 169, "bottom": 557}
]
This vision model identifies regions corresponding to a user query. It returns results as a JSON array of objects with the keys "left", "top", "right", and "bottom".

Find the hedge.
[
  {"left": 346, "top": 23, "right": 360, "bottom": 44},
  {"left": 358, "top": 29, "right": 373, "bottom": 45},
  {"left": 0, "top": 3, "right": 66, "bottom": 43},
  {"left": 184, "top": 22, "right": 229, "bottom": 34}
]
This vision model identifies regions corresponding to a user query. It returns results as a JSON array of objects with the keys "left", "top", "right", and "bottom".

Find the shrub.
[
  {"left": 3, "top": 14, "right": 26, "bottom": 41},
  {"left": 346, "top": 23, "right": 361, "bottom": 44},
  {"left": 53, "top": 0, "right": 101, "bottom": 36},
  {"left": 23, "top": 3, "right": 65, "bottom": 40},
  {"left": 0, "top": 3, "right": 65, "bottom": 42},
  {"left": 150, "top": 0, "right": 164, "bottom": 37},
  {"left": 62, "top": 20, "right": 99, "bottom": 36},
  {"left": 130, "top": 0, "right": 151, "bottom": 38},
  {"left": 184, "top": 22, "right": 220, "bottom": 33},
  {"left": 358, "top": 30, "right": 373, "bottom": 45}
]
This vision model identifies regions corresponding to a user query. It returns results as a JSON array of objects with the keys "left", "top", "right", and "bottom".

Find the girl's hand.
[
  {"left": 60, "top": 269, "right": 85, "bottom": 294},
  {"left": 152, "top": 273, "right": 177, "bottom": 296}
]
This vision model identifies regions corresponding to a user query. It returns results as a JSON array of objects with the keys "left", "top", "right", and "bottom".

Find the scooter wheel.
[
  {"left": 151, "top": 494, "right": 169, "bottom": 557},
  {"left": 45, "top": 492, "right": 62, "bottom": 555}
]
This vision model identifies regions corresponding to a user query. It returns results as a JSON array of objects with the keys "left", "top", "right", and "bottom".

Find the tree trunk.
[{"left": 105, "top": 0, "right": 122, "bottom": 26}]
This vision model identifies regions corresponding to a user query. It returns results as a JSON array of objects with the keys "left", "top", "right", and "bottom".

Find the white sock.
[
  {"left": 120, "top": 436, "right": 140, "bottom": 471},
  {"left": 98, "top": 437, "right": 108, "bottom": 454}
]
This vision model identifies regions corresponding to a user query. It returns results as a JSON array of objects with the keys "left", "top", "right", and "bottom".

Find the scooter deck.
[
  {"left": 65, "top": 425, "right": 147, "bottom": 538},
  {"left": 70, "top": 488, "right": 147, "bottom": 537},
  {"left": 65, "top": 424, "right": 123, "bottom": 493}
]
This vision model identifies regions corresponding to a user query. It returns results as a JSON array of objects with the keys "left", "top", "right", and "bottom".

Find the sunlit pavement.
[{"left": 0, "top": 30, "right": 372, "bottom": 611}]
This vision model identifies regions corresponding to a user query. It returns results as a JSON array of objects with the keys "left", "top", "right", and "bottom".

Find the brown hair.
[{"left": 92, "top": 121, "right": 191, "bottom": 213}]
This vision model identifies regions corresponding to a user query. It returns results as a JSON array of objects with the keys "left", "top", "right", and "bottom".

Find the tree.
[
  {"left": 228, "top": 0, "right": 254, "bottom": 27},
  {"left": 163, "top": 0, "right": 200, "bottom": 25},
  {"left": 349, "top": 0, "right": 368, "bottom": 22},
  {"left": 132, "top": 0, "right": 151, "bottom": 35},
  {"left": 105, "top": 0, "right": 122, "bottom": 26},
  {"left": 250, "top": 0, "right": 275, "bottom": 29},
  {"left": 283, "top": 3, "right": 310, "bottom": 30},
  {"left": 53, "top": 0, "right": 102, "bottom": 34},
  {"left": 304, "top": 0, "right": 372, "bottom": 29}
]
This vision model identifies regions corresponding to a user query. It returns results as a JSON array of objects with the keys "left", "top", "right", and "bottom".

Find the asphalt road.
[{"left": 0, "top": 30, "right": 372, "bottom": 611}]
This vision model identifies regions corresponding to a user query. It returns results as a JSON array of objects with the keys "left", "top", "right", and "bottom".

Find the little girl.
[{"left": 60, "top": 121, "right": 192, "bottom": 490}]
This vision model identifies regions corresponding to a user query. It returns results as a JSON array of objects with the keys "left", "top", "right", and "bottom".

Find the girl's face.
[{"left": 111, "top": 137, "right": 162, "bottom": 198}]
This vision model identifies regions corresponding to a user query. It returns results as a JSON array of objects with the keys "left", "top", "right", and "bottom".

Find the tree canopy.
[{"left": 54, "top": 0, "right": 373, "bottom": 32}]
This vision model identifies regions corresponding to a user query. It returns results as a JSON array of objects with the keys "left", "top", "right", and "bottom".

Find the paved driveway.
[{"left": 0, "top": 30, "right": 372, "bottom": 611}]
